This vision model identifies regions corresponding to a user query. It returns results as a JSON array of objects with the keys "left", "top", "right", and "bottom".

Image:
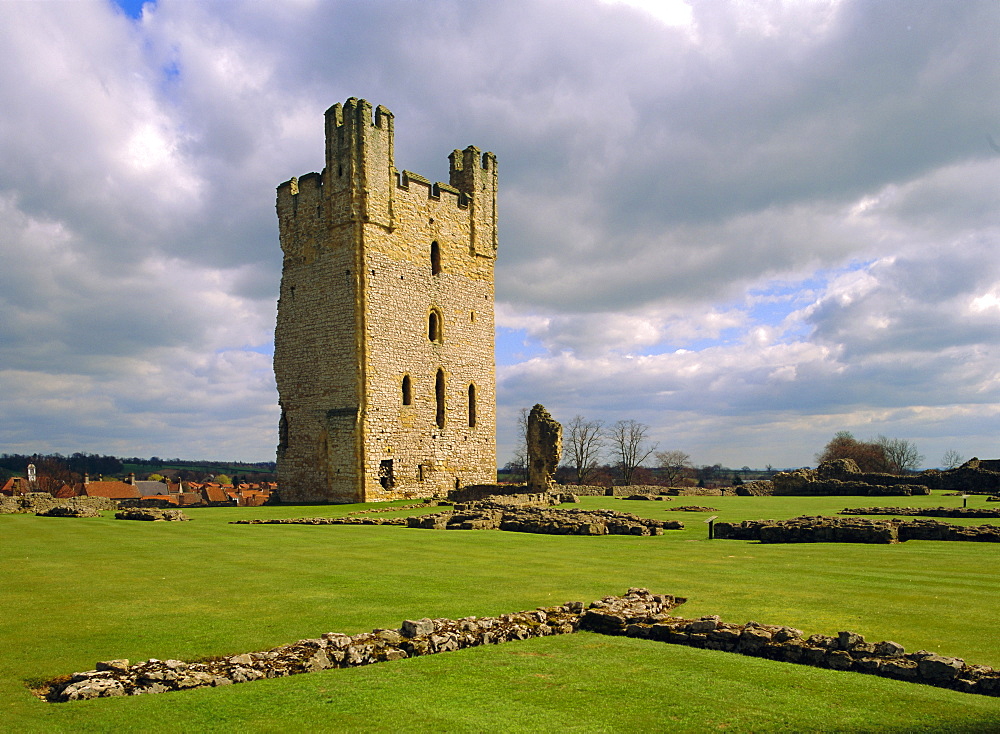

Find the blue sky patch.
[{"left": 112, "top": 0, "right": 149, "bottom": 20}]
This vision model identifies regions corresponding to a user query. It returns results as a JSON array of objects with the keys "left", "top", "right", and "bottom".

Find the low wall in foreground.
[{"left": 42, "top": 587, "right": 1000, "bottom": 702}]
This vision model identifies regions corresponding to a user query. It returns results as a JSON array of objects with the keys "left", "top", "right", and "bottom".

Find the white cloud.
[{"left": 0, "top": 0, "right": 998, "bottom": 470}]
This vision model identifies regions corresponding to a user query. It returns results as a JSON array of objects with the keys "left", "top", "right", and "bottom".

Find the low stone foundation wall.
[
  {"left": 568, "top": 485, "right": 610, "bottom": 496},
  {"left": 448, "top": 484, "right": 544, "bottom": 502},
  {"left": 662, "top": 486, "right": 730, "bottom": 497},
  {"left": 594, "top": 607, "right": 1000, "bottom": 697},
  {"left": 115, "top": 509, "right": 190, "bottom": 522},
  {"left": 896, "top": 519, "right": 1000, "bottom": 542},
  {"left": 41, "top": 587, "right": 1000, "bottom": 702},
  {"left": 459, "top": 493, "right": 562, "bottom": 509},
  {"left": 774, "top": 477, "right": 931, "bottom": 496},
  {"left": 409, "top": 505, "right": 681, "bottom": 535},
  {"left": 714, "top": 515, "right": 1000, "bottom": 544},
  {"left": 559, "top": 485, "right": 673, "bottom": 497},
  {"left": 345, "top": 501, "right": 449, "bottom": 516},
  {"left": 715, "top": 516, "right": 898, "bottom": 543},
  {"left": 119, "top": 498, "right": 179, "bottom": 509},
  {"left": 1, "top": 493, "right": 118, "bottom": 515},
  {"left": 610, "top": 485, "right": 663, "bottom": 497},
  {"left": 840, "top": 506, "right": 1000, "bottom": 518},
  {"left": 37, "top": 506, "right": 102, "bottom": 518},
  {"left": 233, "top": 504, "right": 680, "bottom": 536}
]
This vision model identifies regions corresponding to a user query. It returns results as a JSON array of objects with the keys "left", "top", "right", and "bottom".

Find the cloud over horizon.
[{"left": 1, "top": 0, "right": 998, "bottom": 469}]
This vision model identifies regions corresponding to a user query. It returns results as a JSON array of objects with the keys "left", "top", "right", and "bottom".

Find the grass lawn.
[{"left": 2, "top": 491, "right": 999, "bottom": 732}]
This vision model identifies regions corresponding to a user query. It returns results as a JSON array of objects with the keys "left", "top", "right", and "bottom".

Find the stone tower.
[{"left": 274, "top": 98, "right": 498, "bottom": 503}]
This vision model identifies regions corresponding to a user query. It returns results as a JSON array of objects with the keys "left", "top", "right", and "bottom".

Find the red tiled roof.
[
  {"left": 83, "top": 481, "right": 140, "bottom": 499},
  {"left": 143, "top": 494, "right": 180, "bottom": 505},
  {"left": 201, "top": 486, "right": 229, "bottom": 503},
  {"left": 53, "top": 484, "right": 79, "bottom": 498},
  {"left": 0, "top": 478, "right": 16, "bottom": 495}
]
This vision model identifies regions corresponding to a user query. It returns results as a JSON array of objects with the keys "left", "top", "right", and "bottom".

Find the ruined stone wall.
[
  {"left": 566, "top": 485, "right": 609, "bottom": 496},
  {"left": 714, "top": 515, "right": 1000, "bottom": 543},
  {"left": 772, "top": 459, "right": 1000, "bottom": 496},
  {"left": 556, "top": 485, "right": 667, "bottom": 497},
  {"left": 0, "top": 493, "right": 118, "bottom": 515},
  {"left": 448, "top": 484, "right": 527, "bottom": 503},
  {"left": 773, "top": 462, "right": 931, "bottom": 496},
  {"left": 275, "top": 99, "right": 497, "bottom": 503}
]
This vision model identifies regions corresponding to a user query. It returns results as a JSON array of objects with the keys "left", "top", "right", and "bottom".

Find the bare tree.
[
  {"left": 654, "top": 449, "right": 691, "bottom": 487},
  {"left": 941, "top": 449, "right": 965, "bottom": 470},
  {"left": 506, "top": 407, "right": 530, "bottom": 483},
  {"left": 565, "top": 415, "right": 604, "bottom": 485},
  {"left": 873, "top": 435, "right": 924, "bottom": 474},
  {"left": 609, "top": 419, "right": 658, "bottom": 486}
]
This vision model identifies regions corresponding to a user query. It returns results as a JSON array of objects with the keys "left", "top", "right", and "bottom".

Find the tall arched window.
[
  {"left": 428, "top": 308, "right": 443, "bottom": 343},
  {"left": 431, "top": 241, "right": 442, "bottom": 275},
  {"left": 468, "top": 384, "right": 476, "bottom": 428},
  {"left": 435, "top": 368, "right": 446, "bottom": 429},
  {"left": 278, "top": 408, "right": 289, "bottom": 450},
  {"left": 402, "top": 375, "right": 412, "bottom": 405}
]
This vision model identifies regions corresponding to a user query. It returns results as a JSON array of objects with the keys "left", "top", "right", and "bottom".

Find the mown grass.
[{"left": 2, "top": 491, "right": 999, "bottom": 732}]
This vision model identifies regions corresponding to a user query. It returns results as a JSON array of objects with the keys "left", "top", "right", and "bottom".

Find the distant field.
[{"left": 2, "top": 492, "right": 999, "bottom": 732}]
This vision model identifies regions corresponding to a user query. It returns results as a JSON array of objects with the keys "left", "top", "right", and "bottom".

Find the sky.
[{"left": 1, "top": 0, "right": 998, "bottom": 470}]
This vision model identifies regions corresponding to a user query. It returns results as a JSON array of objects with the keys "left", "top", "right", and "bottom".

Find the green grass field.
[{"left": 3, "top": 492, "right": 999, "bottom": 732}]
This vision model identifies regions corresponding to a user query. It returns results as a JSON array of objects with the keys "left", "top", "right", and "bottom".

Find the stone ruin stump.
[{"left": 527, "top": 404, "right": 561, "bottom": 492}]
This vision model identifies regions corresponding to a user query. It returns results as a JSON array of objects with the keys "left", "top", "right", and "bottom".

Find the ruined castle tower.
[{"left": 274, "top": 99, "right": 497, "bottom": 503}]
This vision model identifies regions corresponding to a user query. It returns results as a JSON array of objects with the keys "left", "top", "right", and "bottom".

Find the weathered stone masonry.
[{"left": 275, "top": 98, "right": 497, "bottom": 503}]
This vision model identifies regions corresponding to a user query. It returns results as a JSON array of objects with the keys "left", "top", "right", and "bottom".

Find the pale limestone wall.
[{"left": 275, "top": 98, "right": 496, "bottom": 503}]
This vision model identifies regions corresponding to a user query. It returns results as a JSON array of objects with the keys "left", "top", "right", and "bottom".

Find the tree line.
[{"left": 502, "top": 411, "right": 954, "bottom": 487}]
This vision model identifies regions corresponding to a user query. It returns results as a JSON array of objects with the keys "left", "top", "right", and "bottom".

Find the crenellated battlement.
[
  {"left": 449, "top": 146, "right": 497, "bottom": 178},
  {"left": 324, "top": 97, "right": 393, "bottom": 133},
  {"left": 279, "top": 100, "right": 495, "bottom": 221},
  {"left": 396, "top": 171, "right": 469, "bottom": 208}
]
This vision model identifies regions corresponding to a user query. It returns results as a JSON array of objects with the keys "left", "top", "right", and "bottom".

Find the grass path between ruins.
[{"left": 2, "top": 491, "right": 999, "bottom": 732}]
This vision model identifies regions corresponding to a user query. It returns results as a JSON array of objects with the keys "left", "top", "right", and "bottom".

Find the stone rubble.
[{"left": 42, "top": 587, "right": 1000, "bottom": 703}]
